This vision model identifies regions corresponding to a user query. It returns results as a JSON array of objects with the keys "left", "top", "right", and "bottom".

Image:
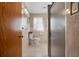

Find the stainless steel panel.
[{"left": 50, "top": 2, "right": 65, "bottom": 57}]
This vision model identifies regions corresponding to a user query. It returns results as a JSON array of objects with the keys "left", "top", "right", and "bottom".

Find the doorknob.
[{"left": 19, "top": 35, "right": 23, "bottom": 38}]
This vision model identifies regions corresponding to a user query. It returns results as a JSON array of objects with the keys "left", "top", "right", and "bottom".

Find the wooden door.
[{"left": 0, "top": 2, "right": 22, "bottom": 57}]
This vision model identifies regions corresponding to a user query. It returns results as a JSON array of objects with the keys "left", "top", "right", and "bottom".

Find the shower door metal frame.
[{"left": 48, "top": 2, "right": 54, "bottom": 57}]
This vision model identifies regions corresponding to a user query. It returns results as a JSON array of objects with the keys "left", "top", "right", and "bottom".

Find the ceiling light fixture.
[{"left": 43, "top": 6, "right": 46, "bottom": 9}]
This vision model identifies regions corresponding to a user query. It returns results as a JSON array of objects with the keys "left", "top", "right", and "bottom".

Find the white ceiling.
[{"left": 23, "top": 2, "right": 52, "bottom": 14}]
